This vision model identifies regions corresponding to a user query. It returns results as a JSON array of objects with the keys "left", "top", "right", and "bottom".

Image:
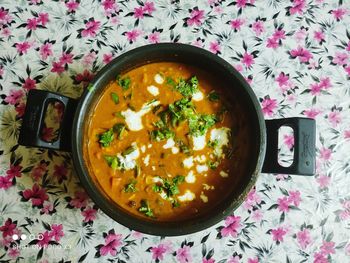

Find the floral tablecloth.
[{"left": 1, "top": 0, "right": 350, "bottom": 262}]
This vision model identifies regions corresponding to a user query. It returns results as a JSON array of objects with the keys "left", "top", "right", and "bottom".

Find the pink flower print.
[
  {"left": 241, "top": 52, "right": 254, "bottom": 68},
  {"left": 271, "top": 227, "right": 287, "bottom": 242},
  {"left": 40, "top": 201, "right": 53, "bottom": 214},
  {"left": 220, "top": 215, "right": 241, "bottom": 237},
  {"left": 266, "top": 37, "right": 279, "bottom": 49},
  {"left": 151, "top": 242, "right": 171, "bottom": 261},
  {"left": 294, "top": 28, "right": 307, "bottom": 43},
  {"left": 100, "top": 233, "right": 123, "bottom": 256},
  {"left": 251, "top": 209, "right": 263, "bottom": 222},
  {"left": 51, "top": 61, "right": 65, "bottom": 73},
  {"left": 213, "top": 6, "right": 223, "bottom": 14},
  {"left": 50, "top": 224, "right": 64, "bottom": 242},
  {"left": 4, "top": 89, "right": 24, "bottom": 105},
  {"left": 208, "top": 0, "right": 219, "bottom": 6},
  {"left": 345, "top": 65, "right": 350, "bottom": 76},
  {"left": 16, "top": 41, "right": 31, "bottom": 54},
  {"left": 314, "top": 30, "right": 325, "bottom": 43},
  {"left": 1, "top": 28, "right": 11, "bottom": 37},
  {"left": 276, "top": 72, "right": 289, "bottom": 87},
  {"left": 37, "top": 13, "right": 49, "bottom": 26},
  {"left": 304, "top": 108, "right": 321, "bottom": 119},
  {"left": 227, "top": 256, "right": 240, "bottom": 263},
  {"left": 82, "top": 207, "right": 97, "bottom": 222},
  {"left": 234, "top": 64, "right": 244, "bottom": 72},
  {"left": 230, "top": 18, "right": 244, "bottom": 31},
  {"left": 82, "top": 51, "right": 97, "bottom": 66},
  {"left": 209, "top": 41, "right": 221, "bottom": 54},
  {"left": 102, "top": 0, "right": 115, "bottom": 10},
  {"left": 290, "top": 0, "right": 306, "bottom": 15},
  {"left": 297, "top": 229, "right": 312, "bottom": 249},
  {"left": 319, "top": 147, "right": 331, "bottom": 161},
  {"left": 6, "top": 165, "right": 22, "bottom": 179},
  {"left": 273, "top": 30, "right": 286, "bottom": 40},
  {"left": 344, "top": 130, "right": 350, "bottom": 139},
  {"left": 332, "top": 8, "right": 347, "bottom": 21},
  {"left": 59, "top": 52, "right": 74, "bottom": 65},
  {"left": 22, "top": 78, "right": 36, "bottom": 91},
  {"left": 81, "top": 19, "right": 100, "bottom": 38},
  {"left": 38, "top": 231, "right": 51, "bottom": 248},
  {"left": 131, "top": 231, "right": 143, "bottom": 239},
  {"left": 313, "top": 252, "right": 328, "bottom": 263},
  {"left": 148, "top": 32, "right": 160, "bottom": 44},
  {"left": 15, "top": 103, "right": 26, "bottom": 118},
  {"left": 26, "top": 18, "right": 38, "bottom": 30},
  {"left": 0, "top": 175, "right": 12, "bottom": 189},
  {"left": 0, "top": 219, "right": 16, "bottom": 238},
  {"left": 243, "top": 188, "right": 261, "bottom": 210},
  {"left": 288, "top": 190, "right": 301, "bottom": 206},
  {"left": 75, "top": 70, "right": 94, "bottom": 87},
  {"left": 328, "top": 111, "right": 341, "bottom": 127},
  {"left": 53, "top": 164, "right": 68, "bottom": 183},
  {"left": 134, "top": 7, "right": 144, "bottom": 19},
  {"left": 7, "top": 247, "right": 20, "bottom": 259},
  {"left": 252, "top": 20, "right": 264, "bottom": 36},
  {"left": 39, "top": 43, "right": 53, "bottom": 60},
  {"left": 143, "top": 1, "right": 156, "bottom": 14},
  {"left": 346, "top": 41, "right": 350, "bottom": 52},
  {"left": 283, "top": 134, "right": 294, "bottom": 150},
  {"left": 319, "top": 77, "right": 331, "bottom": 89},
  {"left": 290, "top": 46, "right": 313, "bottom": 63},
  {"left": 70, "top": 191, "right": 88, "bottom": 209},
  {"left": 0, "top": 8, "right": 12, "bottom": 25},
  {"left": 236, "top": 0, "right": 247, "bottom": 8},
  {"left": 278, "top": 197, "right": 290, "bottom": 212},
  {"left": 176, "top": 245, "right": 192, "bottom": 263},
  {"left": 103, "top": 53, "right": 113, "bottom": 64},
  {"left": 320, "top": 241, "right": 335, "bottom": 255},
  {"left": 22, "top": 184, "right": 49, "bottom": 207},
  {"left": 316, "top": 175, "right": 330, "bottom": 189},
  {"left": 125, "top": 29, "right": 142, "bottom": 43},
  {"left": 66, "top": 0, "right": 79, "bottom": 12},
  {"left": 203, "top": 258, "right": 215, "bottom": 263},
  {"left": 187, "top": 9, "right": 205, "bottom": 27},
  {"left": 248, "top": 258, "right": 259, "bottom": 263},
  {"left": 332, "top": 52, "right": 348, "bottom": 66},
  {"left": 261, "top": 98, "right": 277, "bottom": 117}
]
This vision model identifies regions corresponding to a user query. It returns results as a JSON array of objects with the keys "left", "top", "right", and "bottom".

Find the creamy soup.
[{"left": 85, "top": 62, "right": 235, "bottom": 221}]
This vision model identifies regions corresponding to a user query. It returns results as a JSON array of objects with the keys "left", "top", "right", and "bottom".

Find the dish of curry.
[{"left": 85, "top": 62, "right": 235, "bottom": 221}]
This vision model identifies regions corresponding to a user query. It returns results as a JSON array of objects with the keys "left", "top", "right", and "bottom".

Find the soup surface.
[{"left": 85, "top": 62, "right": 235, "bottom": 221}]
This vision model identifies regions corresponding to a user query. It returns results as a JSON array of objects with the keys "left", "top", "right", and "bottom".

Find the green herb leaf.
[
  {"left": 99, "top": 128, "right": 114, "bottom": 147},
  {"left": 111, "top": 92, "right": 119, "bottom": 104},
  {"left": 208, "top": 90, "right": 220, "bottom": 101},
  {"left": 166, "top": 77, "right": 177, "bottom": 88},
  {"left": 207, "top": 139, "right": 219, "bottom": 148},
  {"left": 150, "top": 128, "right": 175, "bottom": 141},
  {"left": 104, "top": 155, "right": 122, "bottom": 171},
  {"left": 208, "top": 160, "right": 219, "bottom": 170},
  {"left": 138, "top": 200, "right": 154, "bottom": 217},
  {"left": 113, "top": 123, "right": 126, "bottom": 139},
  {"left": 189, "top": 114, "right": 217, "bottom": 136},
  {"left": 117, "top": 75, "right": 131, "bottom": 91},
  {"left": 122, "top": 145, "right": 136, "bottom": 156},
  {"left": 152, "top": 175, "right": 185, "bottom": 200},
  {"left": 124, "top": 180, "right": 137, "bottom": 193}
]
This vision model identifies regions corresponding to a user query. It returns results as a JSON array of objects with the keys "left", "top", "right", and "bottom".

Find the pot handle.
[
  {"left": 18, "top": 89, "right": 78, "bottom": 152},
  {"left": 261, "top": 117, "right": 316, "bottom": 176}
]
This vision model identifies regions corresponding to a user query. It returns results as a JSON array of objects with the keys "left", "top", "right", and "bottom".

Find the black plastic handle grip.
[
  {"left": 262, "top": 117, "right": 316, "bottom": 176},
  {"left": 18, "top": 89, "right": 77, "bottom": 152}
]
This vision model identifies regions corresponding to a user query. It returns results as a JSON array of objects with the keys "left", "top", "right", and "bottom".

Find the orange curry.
[{"left": 85, "top": 62, "right": 234, "bottom": 221}]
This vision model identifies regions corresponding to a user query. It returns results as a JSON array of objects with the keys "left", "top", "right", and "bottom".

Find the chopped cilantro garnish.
[
  {"left": 124, "top": 180, "right": 137, "bottom": 193},
  {"left": 208, "top": 160, "right": 219, "bottom": 170},
  {"left": 99, "top": 128, "right": 114, "bottom": 147},
  {"left": 207, "top": 139, "right": 219, "bottom": 148},
  {"left": 152, "top": 175, "right": 185, "bottom": 200},
  {"left": 150, "top": 128, "right": 175, "bottom": 141},
  {"left": 138, "top": 200, "right": 154, "bottom": 217},
  {"left": 104, "top": 155, "right": 122, "bottom": 171},
  {"left": 166, "top": 76, "right": 177, "bottom": 88},
  {"left": 111, "top": 92, "right": 119, "bottom": 104},
  {"left": 188, "top": 114, "right": 217, "bottom": 137},
  {"left": 177, "top": 140, "right": 192, "bottom": 155},
  {"left": 117, "top": 75, "right": 131, "bottom": 91},
  {"left": 208, "top": 90, "right": 220, "bottom": 102},
  {"left": 113, "top": 123, "right": 126, "bottom": 139},
  {"left": 166, "top": 76, "right": 199, "bottom": 97}
]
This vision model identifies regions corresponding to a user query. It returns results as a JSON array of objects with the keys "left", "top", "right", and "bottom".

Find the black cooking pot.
[{"left": 18, "top": 43, "right": 315, "bottom": 236}]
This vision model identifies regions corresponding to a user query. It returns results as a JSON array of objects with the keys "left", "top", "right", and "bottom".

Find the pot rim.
[{"left": 71, "top": 43, "right": 266, "bottom": 236}]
